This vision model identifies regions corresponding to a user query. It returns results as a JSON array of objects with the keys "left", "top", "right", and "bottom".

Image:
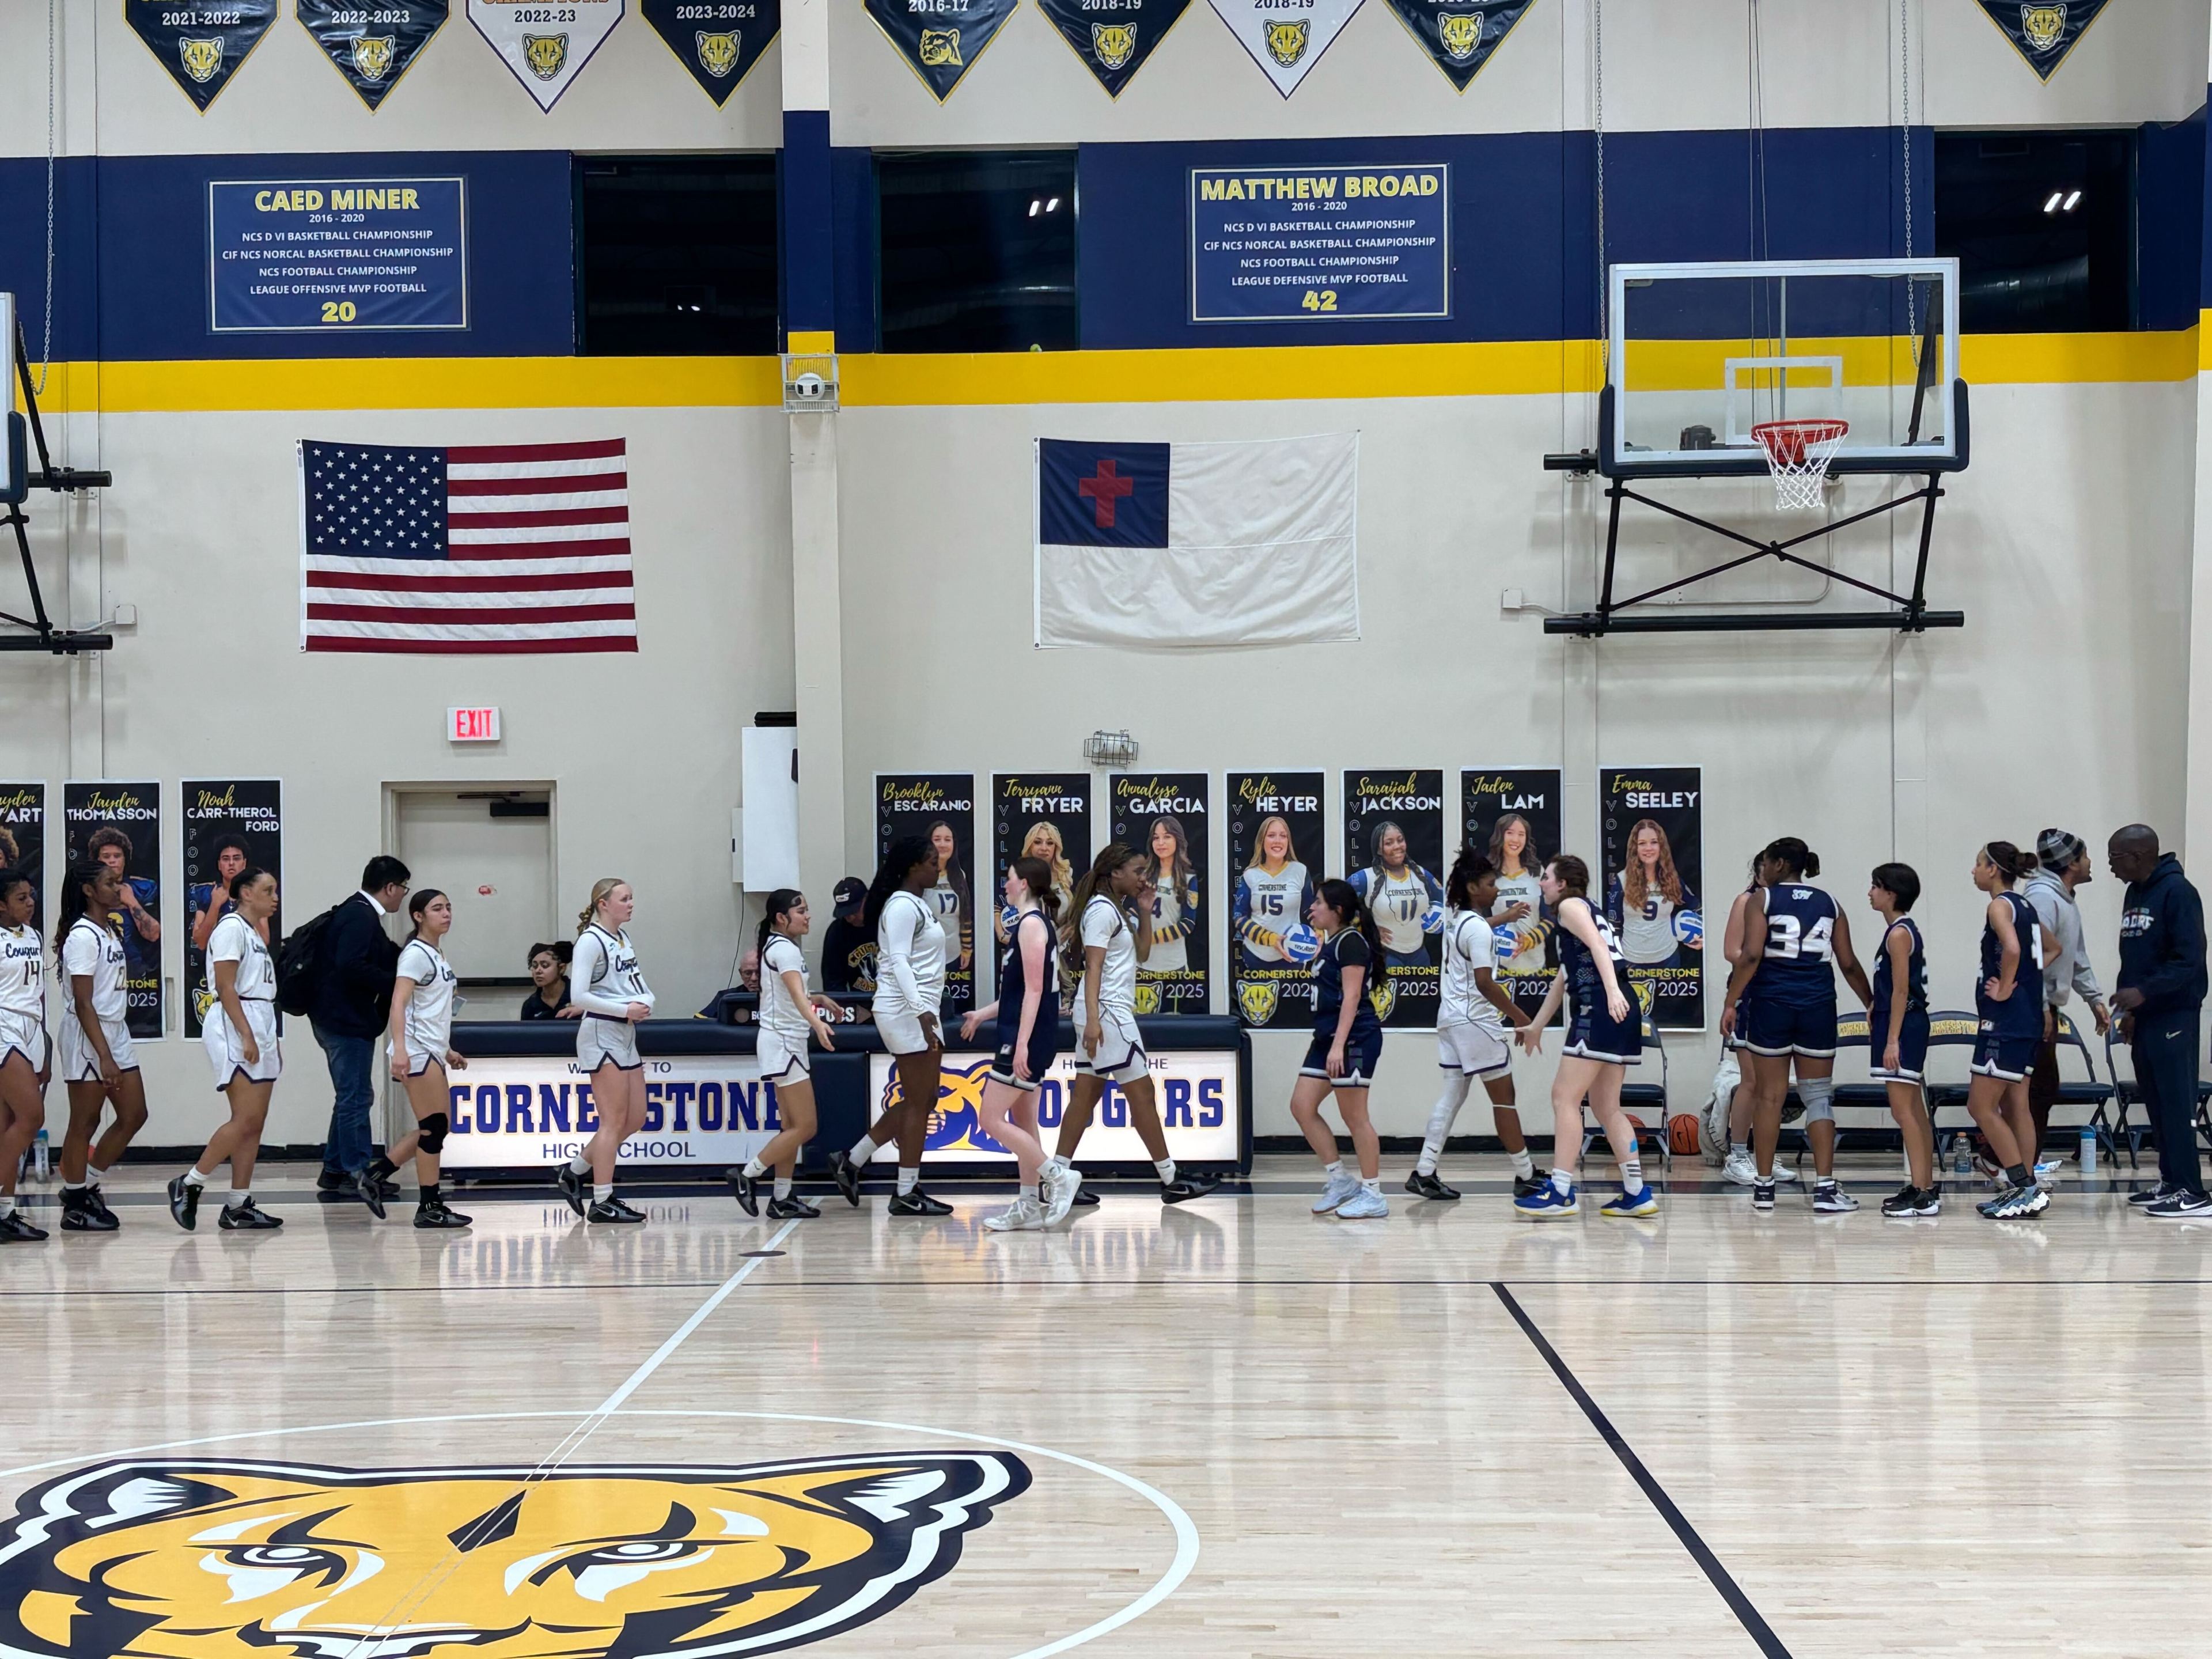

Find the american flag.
[{"left": 299, "top": 438, "right": 637, "bottom": 654}]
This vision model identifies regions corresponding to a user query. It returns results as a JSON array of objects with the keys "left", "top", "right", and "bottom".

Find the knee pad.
[
  {"left": 1797, "top": 1077, "right": 1835, "bottom": 1124},
  {"left": 418, "top": 1112, "right": 450, "bottom": 1153}
]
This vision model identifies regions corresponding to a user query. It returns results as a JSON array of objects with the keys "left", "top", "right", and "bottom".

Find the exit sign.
[{"left": 448, "top": 706, "right": 501, "bottom": 743}]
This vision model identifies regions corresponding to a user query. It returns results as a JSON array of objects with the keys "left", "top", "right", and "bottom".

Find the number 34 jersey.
[{"left": 1750, "top": 885, "right": 1841, "bottom": 1006}]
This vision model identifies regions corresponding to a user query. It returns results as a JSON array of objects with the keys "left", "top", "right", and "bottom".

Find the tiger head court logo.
[
  {"left": 350, "top": 33, "right": 396, "bottom": 82},
  {"left": 1436, "top": 10, "right": 1483, "bottom": 60},
  {"left": 521, "top": 31, "right": 569, "bottom": 79},
  {"left": 695, "top": 29, "right": 741, "bottom": 76},
  {"left": 918, "top": 26, "right": 963, "bottom": 66},
  {"left": 1264, "top": 18, "right": 1308, "bottom": 65},
  {"left": 2020, "top": 2, "right": 2065, "bottom": 48},
  {"left": 1090, "top": 21, "right": 1137, "bottom": 68},
  {"left": 177, "top": 36, "right": 225, "bottom": 83},
  {"left": 0, "top": 1452, "right": 1029, "bottom": 1657}
]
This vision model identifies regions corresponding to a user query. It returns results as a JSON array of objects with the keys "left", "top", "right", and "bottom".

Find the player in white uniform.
[
  {"left": 0, "top": 868, "right": 51, "bottom": 1242},
  {"left": 1233, "top": 816, "right": 1316, "bottom": 969},
  {"left": 1141, "top": 815, "right": 1198, "bottom": 979},
  {"left": 1486, "top": 812, "right": 1550, "bottom": 976},
  {"left": 1044, "top": 845, "right": 1222, "bottom": 1218},
  {"left": 831, "top": 837, "right": 955, "bottom": 1217},
  {"left": 551, "top": 880, "right": 656, "bottom": 1225},
  {"left": 54, "top": 861, "right": 148, "bottom": 1232},
  {"left": 1351, "top": 821, "right": 1446, "bottom": 967},
  {"left": 927, "top": 821, "right": 973, "bottom": 996},
  {"left": 1408, "top": 852, "right": 1542, "bottom": 1202},
  {"left": 730, "top": 888, "right": 843, "bottom": 1221},
  {"left": 356, "top": 889, "right": 472, "bottom": 1228},
  {"left": 169, "top": 865, "right": 284, "bottom": 1232}
]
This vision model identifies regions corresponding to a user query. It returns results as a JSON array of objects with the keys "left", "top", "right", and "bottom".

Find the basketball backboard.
[{"left": 1603, "top": 257, "right": 1964, "bottom": 478}]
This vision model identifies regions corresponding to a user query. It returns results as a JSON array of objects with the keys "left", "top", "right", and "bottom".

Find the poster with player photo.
[
  {"left": 990, "top": 774, "right": 1091, "bottom": 995},
  {"left": 62, "top": 782, "right": 164, "bottom": 1041},
  {"left": 1343, "top": 769, "right": 1445, "bottom": 1028},
  {"left": 1109, "top": 772, "right": 1209, "bottom": 1014},
  {"left": 1226, "top": 771, "right": 1323, "bottom": 1031},
  {"left": 1461, "top": 767, "right": 1562, "bottom": 1022},
  {"left": 183, "top": 781, "right": 283, "bottom": 1039},
  {"left": 0, "top": 785, "right": 46, "bottom": 933},
  {"left": 876, "top": 773, "right": 975, "bottom": 1015},
  {"left": 1599, "top": 766, "right": 1705, "bottom": 1031}
]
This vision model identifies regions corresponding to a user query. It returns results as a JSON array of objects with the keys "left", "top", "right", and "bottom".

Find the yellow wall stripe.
[{"left": 20, "top": 328, "right": 2195, "bottom": 415}]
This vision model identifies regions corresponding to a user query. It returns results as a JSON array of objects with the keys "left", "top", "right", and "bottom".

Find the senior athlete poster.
[
  {"left": 0, "top": 785, "right": 44, "bottom": 933},
  {"left": 877, "top": 773, "right": 975, "bottom": 1015},
  {"left": 125, "top": 0, "right": 277, "bottom": 110},
  {"left": 1599, "top": 767, "right": 1705, "bottom": 1031},
  {"left": 1109, "top": 772, "right": 1209, "bottom": 1014},
  {"left": 991, "top": 774, "right": 1090, "bottom": 995},
  {"left": 1226, "top": 770, "right": 1323, "bottom": 1030},
  {"left": 297, "top": 0, "right": 449, "bottom": 108},
  {"left": 1343, "top": 769, "right": 1444, "bottom": 1028},
  {"left": 63, "top": 782, "right": 163, "bottom": 1041},
  {"left": 183, "top": 781, "right": 283, "bottom": 1038},
  {"left": 1462, "top": 767, "right": 1562, "bottom": 1022}
]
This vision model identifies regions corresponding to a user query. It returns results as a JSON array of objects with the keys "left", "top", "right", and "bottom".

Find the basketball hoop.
[{"left": 1751, "top": 418, "right": 1849, "bottom": 511}]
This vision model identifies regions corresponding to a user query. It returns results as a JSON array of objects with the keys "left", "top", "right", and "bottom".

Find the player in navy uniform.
[
  {"left": 1290, "top": 879, "right": 1390, "bottom": 1219},
  {"left": 1515, "top": 855, "right": 1656, "bottom": 1220},
  {"left": 1718, "top": 839, "right": 1873, "bottom": 1213},
  {"left": 961, "top": 857, "right": 1060, "bottom": 1233},
  {"left": 1717, "top": 855, "right": 1796, "bottom": 1188},
  {"left": 1867, "top": 863, "right": 1938, "bottom": 1217},
  {"left": 1968, "top": 842, "right": 2050, "bottom": 1219}
]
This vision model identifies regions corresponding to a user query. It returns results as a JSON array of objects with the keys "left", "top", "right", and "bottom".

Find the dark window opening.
[
  {"left": 1933, "top": 131, "right": 2137, "bottom": 333},
  {"left": 876, "top": 151, "right": 1077, "bottom": 353},
  {"left": 576, "top": 156, "right": 778, "bottom": 355}
]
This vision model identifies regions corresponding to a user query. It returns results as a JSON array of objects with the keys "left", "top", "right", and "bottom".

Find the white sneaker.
[
  {"left": 1773, "top": 1163, "right": 1802, "bottom": 1184},
  {"left": 1043, "top": 1165, "right": 1082, "bottom": 1226},
  {"left": 983, "top": 1197, "right": 1046, "bottom": 1233},
  {"left": 1312, "top": 1171, "right": 1362, "bottom": 1214},
  {"left": 1722, "top": 1150, "right": 1759, "bottom": 1185},
  {"left": 1335, "top": 1185, "right": 1389, "bottom": 1219}
]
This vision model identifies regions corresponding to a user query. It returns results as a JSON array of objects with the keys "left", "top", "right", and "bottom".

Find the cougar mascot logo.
[
  {"left": 1090, "top": 21, "right": 1137, "bottom": 69},
  {"left": 350, "top": 35, "right": 396, "bottom": 83},
  {"left": 1264, "top": 19, "right": 1308, "bottom": 66},
  {"left": 1436, "top": 10, "right": 1483, "bottom": 60},
  {"left": 878, "top": 1056, "right": 1005, "bottom": 1152},
  {"left": 177, "top": 37, "right": 224, "bottom": 84},
  {"left": 1237, "top": 978, "right": 1279, "bottom": 1026},
  {"left": 0, "top": 1452, "right": 1029, "bottom": 1657},
  {"left": 1366, "top": 975, "right": 1397, "bottom": 1024},
  {"left": 1133, "top": 980, "right": 1162, "bottom": 1016},
  {"left": 696, "top": 29, "right": 741, "bottom": 77},
  {"left": 521, "top": 32, "right": 569, "bottom": 79},
  {"left": 2020, "top": 3, "right": 2066, "bottom": 50},
  {"left": 917, "top": 27, "right": 963, "bottom": 66}
]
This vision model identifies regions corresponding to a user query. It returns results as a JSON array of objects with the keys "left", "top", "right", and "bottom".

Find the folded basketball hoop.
[{"left": 1751, "top": 418, "right": 1848, "bottom": 511}]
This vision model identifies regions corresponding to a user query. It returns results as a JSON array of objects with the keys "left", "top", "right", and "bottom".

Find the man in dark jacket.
[
  {"left": 2108, "top": 825, "right": 2208, "bottom": 1217},
  {"left": 310, "top": 855, "right": 410, "bottom": 1194}
]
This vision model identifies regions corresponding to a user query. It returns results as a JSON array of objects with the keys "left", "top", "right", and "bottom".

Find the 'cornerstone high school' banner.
[
  {"left": 63, "top": 783, "right": 164, "bottom": 1042},
  {"left": 1227, "top": 770, "right": 1323, "bottom": 1030},
  {"left": 0, "top": 785, "right": 45, "bottom": 933},
  {"left": 183, "top": 782, "right": 283, "bottom": 1039},
  {"left": 876, "top": 774, "right": 976, "bottom": 1015},
  {"left": 1344, "top": 768, "right": 1444, "bottom": 1028},
  {"left": 439, "top": 1053, "right": 786, "bottom": 1169},
  {"left": 1599, "top": 767, "right": 1705, "bottom": 1032},
  {"left": 1109, "top": 772, "right": 1209, "bottom": 1014},
  {"left": 1461, "top": 767, "right": 1560, "bottom": 1022}
]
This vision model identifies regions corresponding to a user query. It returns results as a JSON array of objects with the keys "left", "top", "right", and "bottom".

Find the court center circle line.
[{"left": 0, "top": 1407, "right": 1199, "bottom": 1659}]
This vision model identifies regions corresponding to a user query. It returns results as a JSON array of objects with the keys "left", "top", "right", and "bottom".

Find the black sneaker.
[
  {"left": 588, "top": 1196, "right": 646, "bottom": 1224},
  {"left": 357, "top": 1156, "right": 398, "bottom": 1221},
  {"left": 84, "top": 1184, "right": 120, "bottom": 1228},
  {"left": 766, "top": 1194, "right": 820, "bottom": 1219},
  {"left": 887, "top": 1188, "right": 952, "bottom": 1217},
  {"left": 2128, "top": 1183, "right": 2176, "bottom": 1208},
  {"left": 1511, "top": 1172, "right": 1548, "bottom": 1199},
  {"left": 218, "top": 1200, "right": 283, "bottom": 1230},
  {"left": 1752, "top": 1180, "right": 1776, "bottom": 1213},
  {"left": 1071, "top": 1186, "right": 1100, "bottom": 1206},
  {"left": 1404, "top": 1170, "right": 1460, "bottom": 1201},
  {"left": 414, "top": 1196, "right": 473, "bottom": 1229},
  {"left": 315, "top": 1169, "right": 352, "bottom": 1194},
  {"left": 1880, "top": 1184, "right": 1940, "bottom": 1218},
  {"left": 168, "top": 1175, "right": 202, "bottom": 1232},
  {"left": 0, "top": 1210, "right": 48, "bottom": 1243},
  {"left": 830, "top": 1150, "right": 865, "bottom": 1208},
  {"left": 60, "top": 1188, "right": 118, "bottom": 1233},
  {"left": 2143, "top": 1190, "right": 2212, "bottom": 1220},
  {"left": 728, "top": 1165, "right": 762, "bottom": 1217},
  {"left": 552, "top": 1161, "right": 588, "bottom": 1218},
  {"left": 1161, "top": 1172, "right": 1221, "bottom": 1205},
  {"left": 1979, "top": 1183, "right": 2050, "bottom": 1220}
]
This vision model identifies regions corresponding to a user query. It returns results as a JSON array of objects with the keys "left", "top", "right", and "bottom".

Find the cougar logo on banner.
[
  {"left": 350, "top": 33, "right": 396, "bottom": 79},
  {"left": 1436, "top": 9, "right": 1482, "bottom": 59},
  {"left": 918, "top": 25, "right": 963, "bottom": 64},
  {"left": 696, "top": 27, "right": 741, "bottom": 73},
  {"left": 297, "top": 2, "right": 450, "bottom": 111},
  {"left": 1238, "top": 978, "right": 1280, "bottom": 1026},
  {"left": 1265, "top": 18, "right": 1308, "bottom": 63},
  {"left": 471, "top": 1, "right": 626, "bottom": 109},
  {"left": 645, "top": 0, "right": 778, "bottom": 101},
  {"left": 1209, "top": 0, "right": 1362, "bottom": 95},
  {"left": 865, "top": 0, "right": 1015, "bottom": 99},
  {"left": 126, "top": 0, "right": 277, "bottom": 109},
  {"left": 178, "top": 36, "right": 225, "bottom": 81},
  {"left": 1971, "top": 0, "right": 2105, "bottom": 79},
  {"left": 2020, "top": 2, "right": 2064, "bottom": 48},
  {"left": 1091, "top": 20, "right": 1137, "bottom": 66},
  {"left": 0, "top": 1454, "right": 1030, "bottom": 1658},
  {"left": 1368, "top": 975, "right": 1397, "bottom": 1023},
  {"left": 1039, "top": 0, "right": 1187, "bottom": 95},
  {"left": 1383, "top": 0, "right": 1529, "bottom": 91},
  {"left": 522, "top": 31, "right": 569, "bottom": 75},
  {"left": 1134, "top": 980, "right": 1162, "bottom": 1016}
]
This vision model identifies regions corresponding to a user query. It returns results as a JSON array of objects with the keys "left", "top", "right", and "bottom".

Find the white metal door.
[{"left": 392, "top": 792, "right": 554, "bottom": 991}]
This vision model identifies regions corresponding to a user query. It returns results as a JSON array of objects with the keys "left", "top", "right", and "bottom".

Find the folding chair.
[
  {"left": 1823, "top": 1009, "right": 1983, "bottom": 1171},
  {"left": 1584, "top": 995, "right": 1671, "bottom": 1169},
  {"left": 2098, "top": 1024, "right": 2212, "bottom": 1172}
]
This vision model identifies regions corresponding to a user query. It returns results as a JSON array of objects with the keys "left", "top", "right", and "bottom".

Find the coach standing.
[
  {"left": 2108, "top": 825, "right": 2209, "bottom": 1219},
  {"left": 2024, "top": 829, "right": 2109, "bottom": 1157},
  {"left": 310, "top": 855, "right": 411, "bottom": 1196}
]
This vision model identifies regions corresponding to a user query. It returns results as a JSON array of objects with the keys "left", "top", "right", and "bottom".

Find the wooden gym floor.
[{"left": 5, "top": 1152, "right": 2206, "bottom": 1658}]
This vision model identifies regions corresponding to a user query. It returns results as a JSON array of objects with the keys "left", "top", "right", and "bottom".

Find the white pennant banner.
[
  {"left": 1206, "top": 0, "right": 1366, "bottom": 95},
  {"left": 469, "top": 0, "right": 627, "bottom": 110}
]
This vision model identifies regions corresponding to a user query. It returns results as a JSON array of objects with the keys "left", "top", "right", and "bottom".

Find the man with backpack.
[{"left": 294, "top": 856, "right": 411, "bottom": 1196}]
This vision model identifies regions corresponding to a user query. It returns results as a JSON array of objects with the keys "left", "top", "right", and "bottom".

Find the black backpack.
[{"left": 275, "top": 904, "right": 340, "bottom": 1017}]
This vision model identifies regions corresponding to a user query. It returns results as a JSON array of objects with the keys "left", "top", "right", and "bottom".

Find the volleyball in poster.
[
  {"left": 1599, "top": 766, "right": 1705, "bottom": 1031},
  {"left": 1343, "top": 769, "right": 1445, "bottom": 1027},
  {"left": 1226, "top": 771, "right": 1323, "bottom": 1030},
  {"left": 876, "top": 773, "right": 976, "bottom": 1014},
  {"left": 1108, "top": 771, "right": 1209, "bottom": 1014},
  {"left": 1460, "top": 767, "right": 1562, "bottom": 1022}
]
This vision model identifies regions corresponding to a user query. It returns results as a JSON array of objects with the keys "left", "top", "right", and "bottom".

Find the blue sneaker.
[
  {"left": 1600, "top": 1184, "right": 1660, "bottom": 1218},
  {"left": 1335, "top": 1185, "right": 1389, "bottom": 1219},
  {"left": 1312, "top": 1170, "right": 1362, "bottom": 1214},
  {"left": 1515, "top": 1181, "right": 1579, "bottom": 1221}
]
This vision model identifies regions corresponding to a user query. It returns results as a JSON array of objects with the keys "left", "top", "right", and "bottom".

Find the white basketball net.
[{"left": 1752, "top": 419, "right": 1849, "bottom": 512}]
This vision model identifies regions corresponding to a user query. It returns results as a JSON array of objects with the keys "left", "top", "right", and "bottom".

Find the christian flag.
[{"left": 1033, "top": 433, "right": 1359, "bottom": 649}]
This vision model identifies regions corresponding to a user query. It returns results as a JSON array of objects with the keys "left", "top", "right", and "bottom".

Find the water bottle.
[
  {"left": 1952, "top": 1134, "right": 1971, "bottom": 1179},
  {"left": 32, "top": 1129, "right": 48, "bottom": 1182},
  {"left": 2079, "top": 1124, "right": 2098, "bottom": 1175}
]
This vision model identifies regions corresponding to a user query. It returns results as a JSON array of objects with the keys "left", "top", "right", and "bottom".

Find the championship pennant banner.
[
  {"left": 1207, "top": 0, "right": 1365, "bottom": 95},
  {"left": 865, "top": 0, "right": 1021, "bottom": 100},
  {"left": 1383, "top": 0, "right": 1533, "bottom": 90},
  {"left": 643, "top": 0, "right": 779, "bottom": 101},
  {"left": 991, "top": 774, "right": 1090, "bottom": 992},
  {"left": 183, "top": 782, "right": 282, "bottom": 1040},
  {"left": 0, "top": 785, "right": 45, "bottom": 933},
  {"left": 1344, "top": 769, "right": 1444, "bottom": 1028},
  {"left": 126, "top": 1, "right": 278, "bottom": 110},
  {"left": 1462, "top": 767, "right": 1560, "bottom": 1022},
  {"left": 1975, "top": 0, "right": 2109, "bottom": 80},
  {"left": 470, "top": 0, "right": 627, "bottom": 109},
  {"left": 877, "top": 773, "right": 976, "bottom": 1015},
  {"left": 1037, "top": 0, "right": 1190, "bottom": 96},
  {"left": 297, "top": 1, "right": 449, "bottom": 108},
  {"left": 867, "top": 1051, "right": 1240, "bottom": 1165},
  {"left": 1109, "top": 772, "right": 1209, "bottom": 1014},
  {"left": 62, "top": 783, "right": 163, "bottom": 1042},
  {"left": 1227, "top": 771, "right": 1322, "bottom": 1030},
  {"left": 1599, "top": 767, "right": 1705, "bottom": 1032}
]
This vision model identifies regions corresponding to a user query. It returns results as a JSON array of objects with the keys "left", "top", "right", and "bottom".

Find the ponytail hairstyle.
[
  {"left": 1315, "top": 877, "right": 1387, "bottom": 976},
  {"left": 53, "top": 859, "right": 107, "bottom": 967},
  {"left": 864, "top": 836, "right": 934, "bottom": 938},
  {"left": 1064, "top": 843, "right": 1141, "bottom": 975},
  {"left": 1761, "top": 836, "right": 1820, "bottom": 881},
  {"left": 228, "top": 863, "right": 272, "bottom": 906},
  {"left": 577, "top": 876, "right": 626, "bottom": 935},
  {"left": 1009, "top": 855, "right": 1059, "bottom": 926},
  {"left": 1982, "top": 841, "right": 2037, "bottom": 885},
  {"left": 1444, "top": 847, "right": 1497, "bottom": 914},
  {"left": 1547, "top": 854, "right": 1593, "bottom": 903},
  {"left": 405, "top": 888, "right": 446, "bottom": 942},
  {"left": 756, "top": 887, "right": 805, "bottom": 963}
]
